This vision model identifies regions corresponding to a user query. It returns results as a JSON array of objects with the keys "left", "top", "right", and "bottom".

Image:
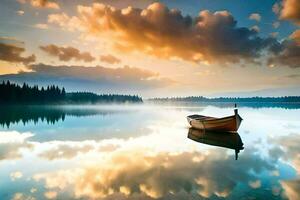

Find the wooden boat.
[
  {"left": 187, "top": 108, "right": 242, "bottom": 132},
  {"left": 188, "top": 128, "right": 244, "bottom": 160}
]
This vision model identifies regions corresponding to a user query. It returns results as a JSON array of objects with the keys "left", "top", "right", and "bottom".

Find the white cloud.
[
  {"left": 10, "top": 171, "right": 23, "bottom": 181},
  {"left": 249, "top": 13, "right": 261, "bottom": 22}
]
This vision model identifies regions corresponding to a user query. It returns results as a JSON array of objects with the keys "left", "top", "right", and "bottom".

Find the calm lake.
[{"left": 0, "top": 104, "right": 299, "bottom": 200}]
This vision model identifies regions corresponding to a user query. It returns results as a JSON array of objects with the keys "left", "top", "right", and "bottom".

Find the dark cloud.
[
  {"left": 28, "top": 63, "right": 158, "bottom": 80},
  {"left": 268, "top": 39, "right": 300, "bottom": 68},
  {"left": 18, "top": 0, "right": 59, "bottom": 9},
  {"left": 291, "top": 30, "right": 300, "bottom": 45},
  {"left": 100, "top": 54, "right": 121, "bottom": 64},
  {"left": 40, "top": 44, "right": 95, "bottom": 62},
  {"left": 49, "top": 2, "right": 279, "bottom": 65},
  {"left": 0, "top": 63, "right": 172, "bottom": 93},
  {"left": 285, "top": 74, "right": 300, "bottom": 79},
  {"left": 0, "top": 42, "right": 36, "bottom": 65}
]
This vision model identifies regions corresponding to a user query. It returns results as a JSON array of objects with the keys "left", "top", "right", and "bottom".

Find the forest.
[
  {"left": 149, "top": 96, "right": 300, "bottom": 103},
  {"left": 0, "top": 81, "right": 143, "bottom": 104}
]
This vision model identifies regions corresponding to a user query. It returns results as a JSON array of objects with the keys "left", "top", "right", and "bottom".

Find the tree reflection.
[{"left": 0, "top": 106, "right": 122, "bottom": 127}]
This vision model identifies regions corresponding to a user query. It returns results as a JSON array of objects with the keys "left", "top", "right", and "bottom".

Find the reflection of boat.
[
  {"left": 187, "top": 108, "right": 242, "bottom": 132},
  {"left": 188, "top": 128, "right": 244, "bottom": 160}
]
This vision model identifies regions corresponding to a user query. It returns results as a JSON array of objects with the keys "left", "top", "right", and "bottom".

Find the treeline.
[
  {"left": 0, "top": 81, "right": 66, "bottom": 104},
  {"left": 66, "top": 92, "right": 143, "bottom": 104},
  {"left": 0, "top": 81, "right": 142, "bottom": 105},
  {"left": 149, "top": 96, "right": 300, "bottom": 103}
]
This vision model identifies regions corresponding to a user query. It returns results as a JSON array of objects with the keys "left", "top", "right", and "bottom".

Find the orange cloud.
[
  {"left": 281, "top": 179, "right": 300, "bottom": 200},
  {"left": 40, "top": 44, "right": 95, "bottom": 62},
  {"left": 49, "top": 2, "right": 277, "bottom": 65},
  {"left": 100, "top": 54, "right": 121, "bottom": 64},
  {"left": 18, "top": 0, "right": 59, "bottom": 9},
  {"left": 33, "top": 146, "right": 273, "bottom": 199},
  {"left": 273, "top": 0, "right": 300, "bottom": 24},
  {"left": 290, "top": 29, "right": 300, "bottom": 45}
]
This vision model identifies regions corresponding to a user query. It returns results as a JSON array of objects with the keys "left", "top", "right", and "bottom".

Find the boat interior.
[{"left": 188, "top": 114, "right": 217, "bottom": 120}]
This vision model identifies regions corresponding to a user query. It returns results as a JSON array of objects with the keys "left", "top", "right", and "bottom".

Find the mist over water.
[{"left": 0, "top": 104, "right": 299, "bottom": 200}]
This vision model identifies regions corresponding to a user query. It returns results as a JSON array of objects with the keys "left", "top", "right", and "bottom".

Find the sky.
[{"left": 0, "top": 0, "right": 299, "bottom": 97}]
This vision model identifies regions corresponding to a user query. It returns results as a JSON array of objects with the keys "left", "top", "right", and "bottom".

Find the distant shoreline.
[
  {"left": 1, "top": 81, "right": 300, "bottom": 106},
  {"left": 148, "top": 96, "right": 300, "bottom": 103},
  {"left": 0, "top": 81, "right": 143, "bottom": 105},
  {"left": 146, "top": 96, "right": 300, "bottom": 109}
]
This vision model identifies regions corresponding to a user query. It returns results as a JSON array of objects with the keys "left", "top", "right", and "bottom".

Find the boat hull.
[{"left": 187, "top": 114, "right": 242, "bottom": 132}]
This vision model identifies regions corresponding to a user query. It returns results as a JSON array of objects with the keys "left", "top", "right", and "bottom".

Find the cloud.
[
  {"left": 40, "top": 44, "right": 95, "bottom": 62},
  {"left": 100, "top": 54, "right": 121, "bottom": 64},
  {"left": 251, "top": 25, "right": 260, "bottom": 33},
  {"left": 272, "top": 21, "right": 280, "bottom": 29},
  {"left": 18, "top": 0, "right": 59, "bottom": 9},
  {"left": 44, "top": 191, "right": 57, "bottom": 199},
  {"left": 273, "top": 0, "right": 300, "bottom": 24},
  {"left": 32, "top": 124, "right": 273, "bottom": 199},
  {"left": 33, "top": 149, "right": 272, "bottom": 199},
  {"left": 27, "top": 63, "right": 159, "bottom": 81},
  {"left": 268, "top": 38, "right": 300, "bottom": 68},
  {"left": 48, "top": 2, "right": 278, "bottom": 65},
  {"left": 272, "top": 3, "right": 280, "bottom": 15},
  {"left": 0, "top": 42, "right": 36, "bottom": 65},
  {"left": 269, "top": 133, "right": 300, "bottom": 200},
  {"left": 249, "top": 13, "right": 261, "bottom": 22},
  {"left": 267, "top": 29, "right": 300, "bottom": 68},
  {"left": 281, "top": 179, "right": 300, "bottom": 200},
  {"left": 0, "top": 131, "right": 34, "bottom": 161},
  {"left": 0, "top": 63, "right": 172, "bottom": 93},
  {"left": 48, "top": 13, "right": 80, "bottom": 32},
  {"left": 11, "top": 193, "right": 36, "bottom": 200},
  {"left": 270, "top": 32, "right": 279, "bottom": 38},
  {"left": 16, "top": 10, "right": 25, "bottom": 16},
  {"left": 285, "top": 74, "right": 300, "bottom": 79},
  {"left": 0, "top": 143, "right": 33, "bottom": 160},
  {"left": 248, "top": 180, "right": 261, "bottom": 189},
  {"left": 290, "top": 29, "right": 300, "bottom": 45},
  {"left": 30, "top": 188, "right": 37, "bottom": 193},
  {"left": 34, "top": 23, "right": 49, "bottom": 30},
  {"left": 39, "top": 144, "right": 94, "bottom": 160},
  {"left": 10, "top": 171, "right": 23, "bottom": 181}
]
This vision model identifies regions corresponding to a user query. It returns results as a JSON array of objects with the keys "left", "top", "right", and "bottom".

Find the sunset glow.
[{"left": 0, "top": 0, "right": 299, "bottom": 97}]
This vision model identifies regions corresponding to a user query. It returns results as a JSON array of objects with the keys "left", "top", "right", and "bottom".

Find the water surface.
[{"left": 0, "top": 104, "right": 299, "bottom": 200}]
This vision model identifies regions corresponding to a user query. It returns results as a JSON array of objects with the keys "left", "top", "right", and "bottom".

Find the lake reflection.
[
  {"left": 188, "top": 128, "right": 244, "bottom": 160},
  {"left": 0, "top": 105, "right": 300, "bottom": 200}
]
